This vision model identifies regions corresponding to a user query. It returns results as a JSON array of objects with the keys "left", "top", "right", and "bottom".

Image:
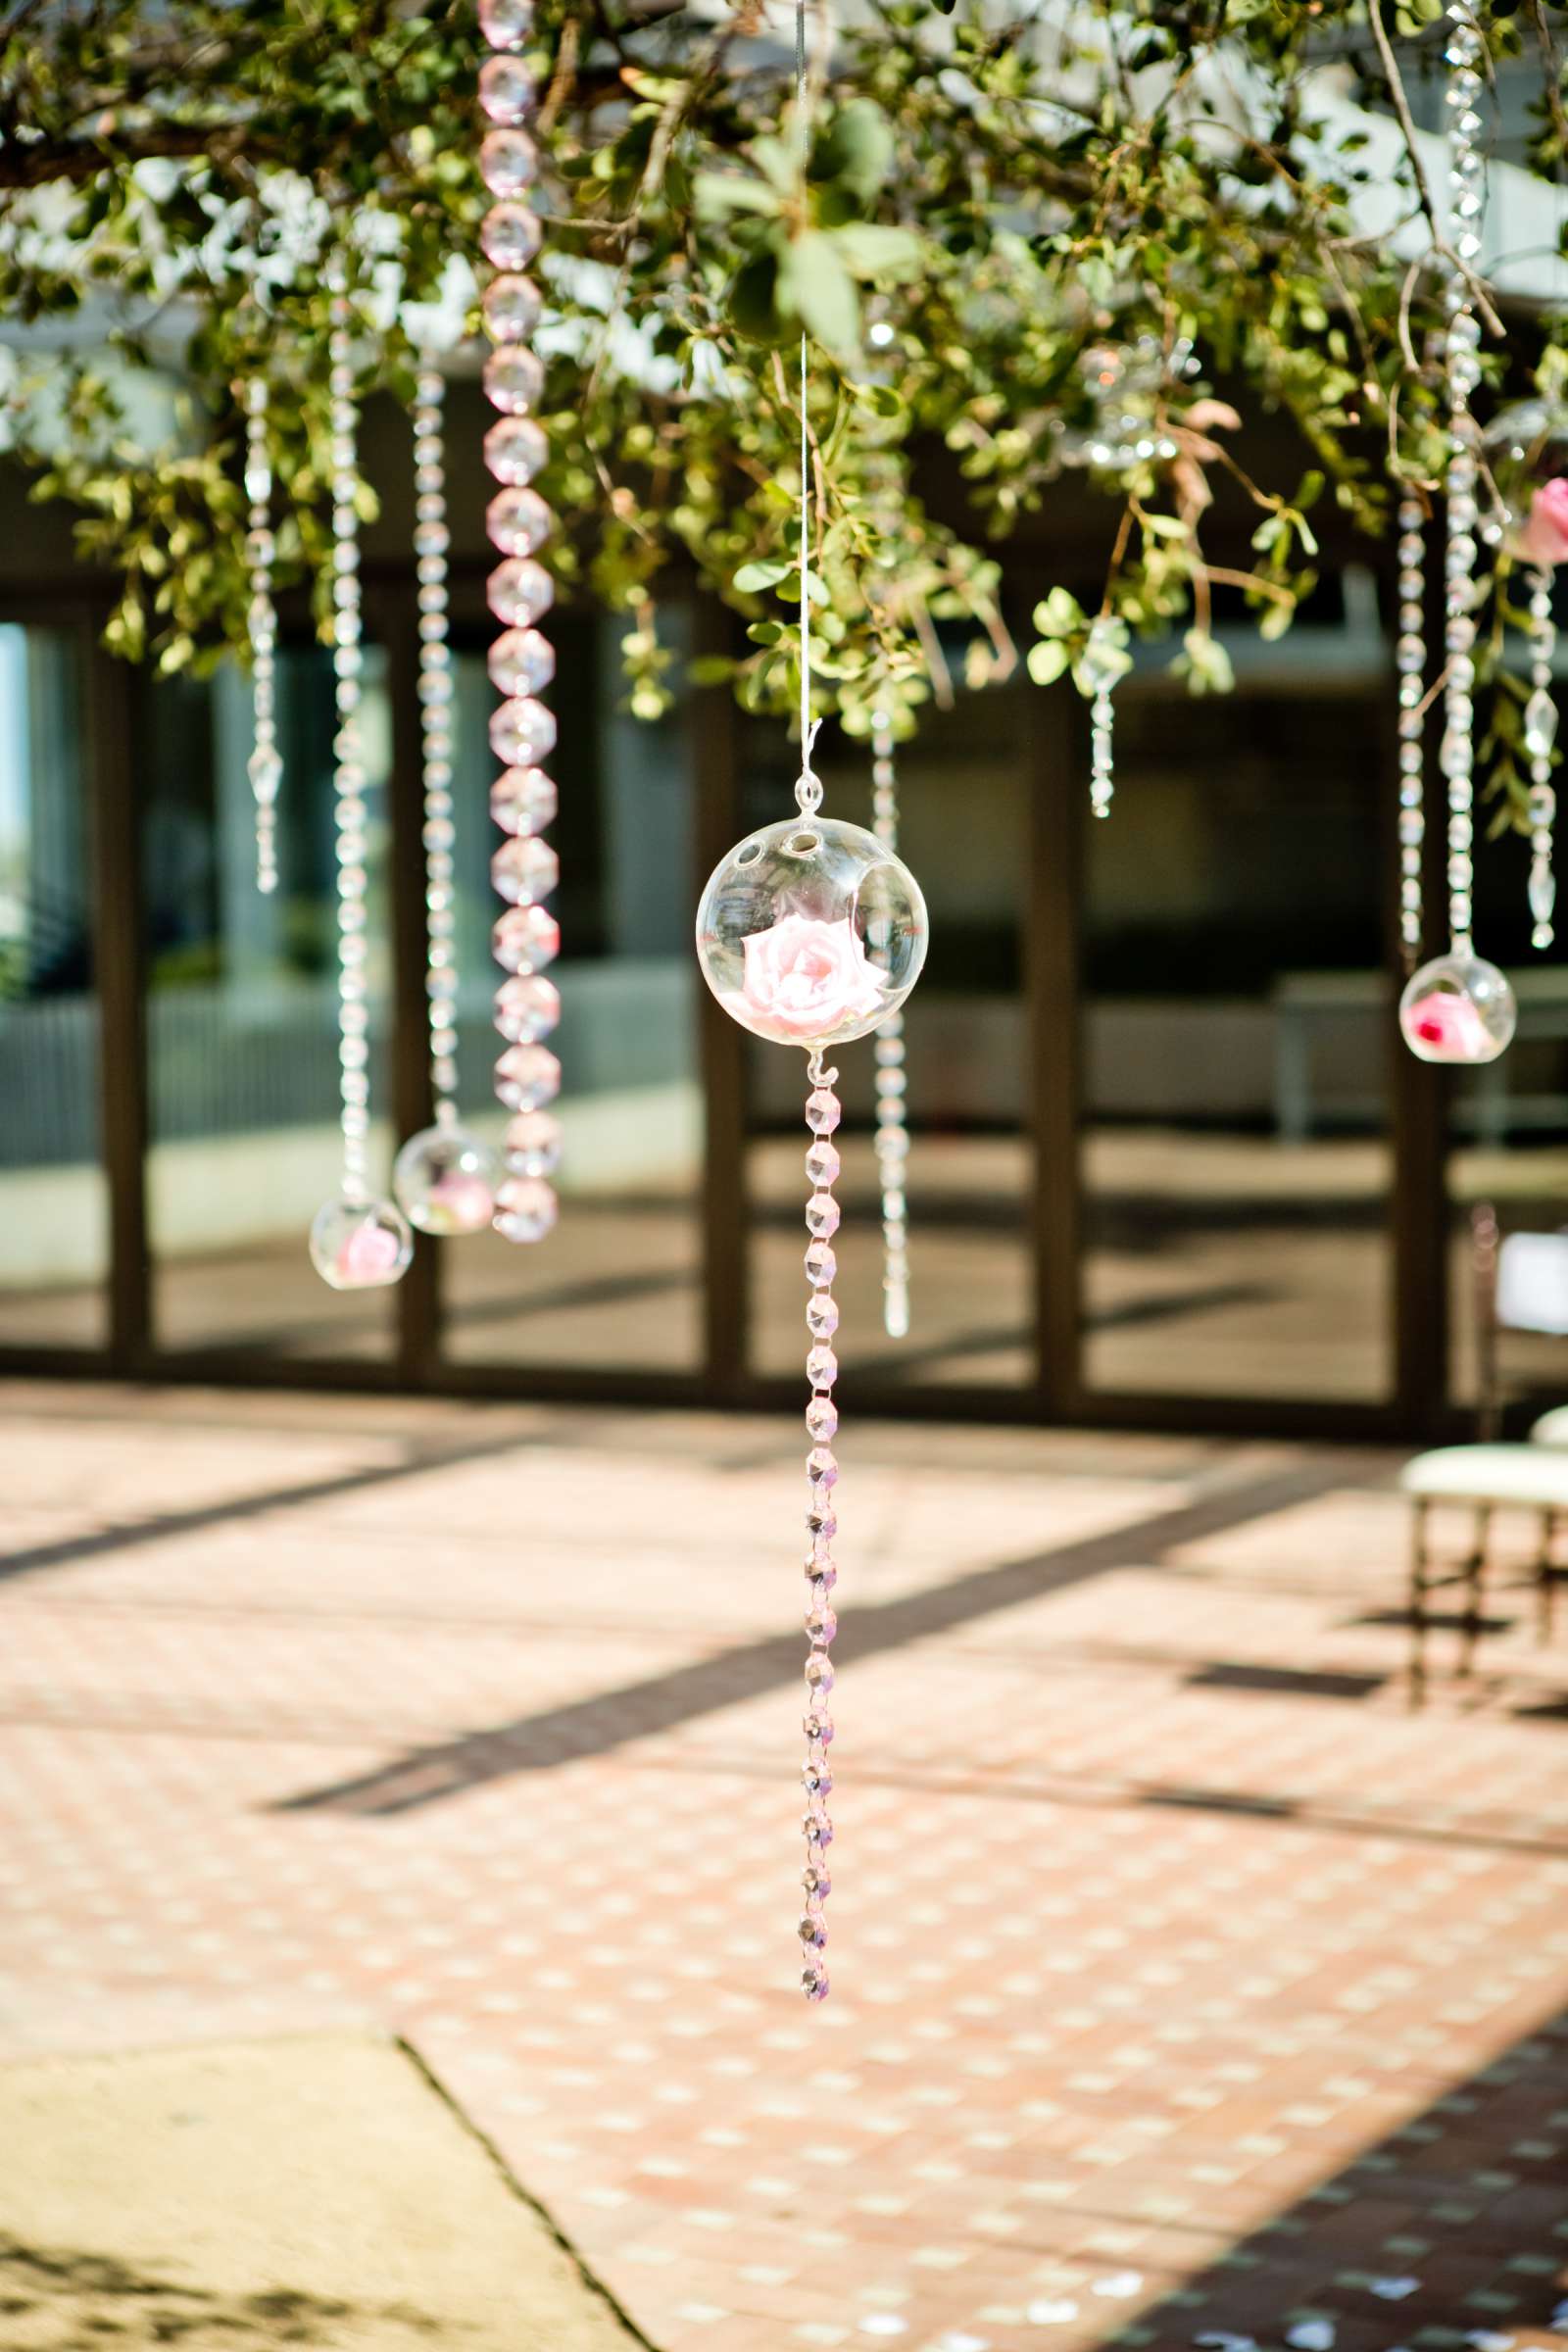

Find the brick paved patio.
[{"left": 3, "top": 1382, "right": 1568, "bottom": 2352}]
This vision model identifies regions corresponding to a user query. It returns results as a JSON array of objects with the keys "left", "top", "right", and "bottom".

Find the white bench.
[{"left": 1400, "top": 1445, "right": 1568, "bottom": 1699}]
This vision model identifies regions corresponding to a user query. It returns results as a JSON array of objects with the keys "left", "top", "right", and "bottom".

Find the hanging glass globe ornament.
[
  {"left": 393, "top": 1121, "right": 502, "bottom": 1237},
  {"left": 309, "top": 1197, "right": 415, "bottom": 1290},
  {"left": 1484, "top": 399, "right": 1568, "bottom": 566},
  {"left": 695, "top": 817, "right": 928, "bottom": 1050},
  {"left": 1398, "top": 952, "right": 1517, "bottom": 1064}
]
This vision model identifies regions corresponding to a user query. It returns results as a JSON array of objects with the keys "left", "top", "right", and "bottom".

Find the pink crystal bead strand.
[
  {"left": 244, "top": 377, "right": 281, "bottom": 894},
  {"left": 1395, "top": 495, "right": 1427, "bottom": 967},
  {"left": 869, "top": 710, "right": 910, "bottom": 1339},
  {"left": 800, "top": 1045, "right": 843, "bottom": 2003},
  {"left": 479, "top": 0, "right": 561, "bottom": 1248},
  {"left": 1525, "top": 564, "right": 1557, "bottom": 950}
]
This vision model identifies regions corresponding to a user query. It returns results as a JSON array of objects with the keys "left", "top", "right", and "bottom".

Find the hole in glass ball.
[
  {"left": 786, "top": 830, "right": 821, "bottom": 856},
  {"left": 737, "top": 842, "right": 762, "bottom": 865}
]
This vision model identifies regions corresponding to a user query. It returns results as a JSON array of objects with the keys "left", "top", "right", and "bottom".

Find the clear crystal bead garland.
[
  {"left": 694, "top": 0, "right": 929, "bottom": 2004},
  {"left": 1398, "top": 4, "right": 1518, "bottom": 1069},
  {"left": 308, "top": 261, "right": 415, "bottom": 1292},
  {"left": 870, "top": 711, "right": 910, "bottom": 1338},
  {"left": 392, "top": 358, "right": 506, "bottom": 1238},
  {"left": 478, "top": 0, "right": 563, "bottom": 1248},
  {"left": 244, "top": 377, "right": 281, "bottom": 895}
]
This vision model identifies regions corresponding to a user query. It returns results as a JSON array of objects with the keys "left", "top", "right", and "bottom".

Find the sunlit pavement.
[{"left": 3, "top": 1381, "right": 1568, "bottom": 2352}]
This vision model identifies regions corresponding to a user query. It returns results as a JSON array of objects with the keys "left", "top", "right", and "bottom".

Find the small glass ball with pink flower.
[{"left": 1486, "top": 401, "right": 1568, "bottom": 566}]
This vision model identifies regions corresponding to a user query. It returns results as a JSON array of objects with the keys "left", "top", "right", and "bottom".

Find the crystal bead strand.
[
  {"left": 244, "top": 378, "right": 281, "bottom": 894},
  {"left": 388, "top": 366, "right": 506, "bottom": 1241},
  {"left": 1396, "top": 494, "right": 1427, "bottom": 967},
  {"left": 1440, "top": 1, "right": 1485, "bottom": 957},
  {"left": 801, "top": 1044, "right": 842, "bottom": 2005},
  {"left": 479, "top": 0, "right": 562, "bottom": 1248},
  {"left": 1525, "top": 565, "right": 1557, "bottom": 949},
  {"left": 416, "top": 358, "right": 462, "bottom": 1115},
  {"left": 869, "top": 711, "right": 910, "bottom": 1338},
  {"left": 305, "top": 264, "right": 413, "bottom": 1291},
  {"left": 1085, "top": 618, "right": 1119, "bottom": 820}
]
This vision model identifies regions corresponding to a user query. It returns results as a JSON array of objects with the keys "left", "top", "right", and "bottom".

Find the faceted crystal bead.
[
  {"left": 488, "top": 557, "right": 555, "bottom": 627},
  {"left": 393, "top": 1123, "right": 501, "bottom": 1236},
  {"left": 490, "top": 766, "right": 558, "bottom": 836},
  {"left": 806, "top": 1396, "right": 839, "bottom": 1444},
  {"left": 799, "top": 1908, "right": 827, "bottom": 1948},
  {"left": 1439, "top": 725, "right": 1471, "bottom": 782},
  {"left": 802, "top": 1798, "right": 833, "bottom": 1838},
  {"left": 1531, "top": 865, "right": 1557, "bottom": 928},
  {"left": 505, "top": 1108, "right": 562, "bottom": 1176},
  {"left": 480, "top": 203, "right": 543, "bottom": 271},
  {"left": 492, "top": 904, "right": 560, "bottom": 974},
  {"left": 803, "top": 1860, "right": 831, "bottom": 1899},
  {"left": 494, "top": 973, "right": 561, "bottom": 1044},
  {"left": 1529, "top": 785, "right": 1557, "bottom": 827},
  {"left": 801, "top": 1963, "right": 829, "bottom": 2003},
  {"left": 309, "top": 1197, "right": 413, "bottom": 1290},
  {"left": 805, "top": 1602, "right": 838, "bottom": 1647},
  {"left": 806, "top": 1446, "right": 839, "bottom": 1490},
  {"left": 805, "top": 1140, "right": 840, "bottom": 1189},
  {"left": 479, "top": 128, "right": 539, "bottom": 196},
  {"left": 806, "top": 1345, "right": 838, "bottom": 1390},
  {"left": 805, "top": 1087, "right": 841, "bottom": 1135},
  {"left": 1525, "top": 688, "right": 1558, "bottom": 761},
  {"left": 484, "top": 416, "right": 549, "bottom": 487},
  {"left": 479, "top": 54, "right": 535, "bottom": 122},
  {"left": 806, "top": 1292, "right": 840, "bottom": 1338},
  {"left": 802, "top": 1710, "right": 833, "bottom": 1747},
  {"left": 481, "top": 274, "right": 543, "bottom": 344},
  {"left": 487, "top": 493, "right": 551, "bottom": 567},
  {"left": 488, "top": 625, "right": 555, "bottom": 696},
  {"left": 489, "top": 698, "right": 557, "bottom": 766},
  {"left": 494, "top": 1174, "right": 558, "bottom": 1244},
  {"left": 492, "top": 835, "right": 559, "bottom": 906},
  {"left": 495, "top": 1043, "right": 562, "bottom": 1110},
  {"left": 248, "top": 744, "right": 282, "bottom": 804},
  {"left": 479, "top": 0, "right": 534, "bottom": 43},
  {"left": 805, "top": 1193, "right": 840, "bottom": 1242},
  {"left": 805, "top": 1241, "right": 836, "bottom": 1287},
  {"left": 807, "top": 1556, "right": 837, "bottom": 1592},
  {"left": 484, "top": 345, "right": 545, "bottom": 414}
]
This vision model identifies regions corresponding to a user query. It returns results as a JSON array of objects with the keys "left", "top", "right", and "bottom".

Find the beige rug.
[{"left": 0, "top": 2034, "right": 646, "bottom": 2349}]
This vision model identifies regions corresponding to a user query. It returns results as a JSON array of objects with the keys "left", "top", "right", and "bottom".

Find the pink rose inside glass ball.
[
  {"left": 695, "top": 816, "right": 928, "bottom": 1050},
  {"left": 1484, "top": 399, "right": 1568, "bottom": 566},
  {"left": 1398, "top": 952, "right": 1517, "bottom": 1065}
]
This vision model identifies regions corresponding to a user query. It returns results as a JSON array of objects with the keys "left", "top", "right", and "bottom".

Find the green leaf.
[
  {"left": 831, "top": 223, "right": 924, "bottom": 282},
  {"left": 694, "top": 171, "right": 780, "bottom": 220},
  {"left": 778, "top": 230, "right": 860, "bottom": 355},
  {"left": 1026, "top": 640, "right": 1068, "bottom": 686},
  {"left": 733, "top": 558, "right": 791, "bottom": 593},
  {"left": 810, "top": 101, "right": 895, "bottom": 203}
]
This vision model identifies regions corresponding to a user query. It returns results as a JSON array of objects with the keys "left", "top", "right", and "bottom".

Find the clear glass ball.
[
  {"left": 309, "top": 1197, "right": 414, "bottom": 1289},
  {"left": 1398, "top": 951, "right": 1517, "bottom": 1063},
  {"left": 1483, "top": 399, "right": 1568, "bottom": 565},
  {"left": 695, "top": 816, "right": 928, "bottom": 1049},
  {"left": 393, "top": 1122, "right": 501, "bottom": 1236}
]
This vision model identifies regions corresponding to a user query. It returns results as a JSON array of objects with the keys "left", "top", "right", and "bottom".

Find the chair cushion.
[
  {"left": 1401, "top": 1444, "right": 1568, "bottom": 1505},
  {"left": 1531, "top": 1405, "right": 1568, "bottom": 1449}
]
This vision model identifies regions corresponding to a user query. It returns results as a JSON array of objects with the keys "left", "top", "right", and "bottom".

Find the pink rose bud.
[{"left": 730, "top": 913, "right": 888, "bottom": 1044}]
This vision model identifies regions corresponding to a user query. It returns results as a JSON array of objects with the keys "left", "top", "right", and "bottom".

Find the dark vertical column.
[
  {"left": 378, "top": 584, "right": 441, "bottom": 1386},
  {"left": 1391, "top": 515, "right": 1450, "bottom": 1438},
  {"left": 691, "top": 595, "right": 748, "bottom": 1400},
  {"left": 1028, "top": 673, "right": 1083, "bottom": 1422},
  {"left": 86, "top": 631, "right": 151, "bottom": 1371}
]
